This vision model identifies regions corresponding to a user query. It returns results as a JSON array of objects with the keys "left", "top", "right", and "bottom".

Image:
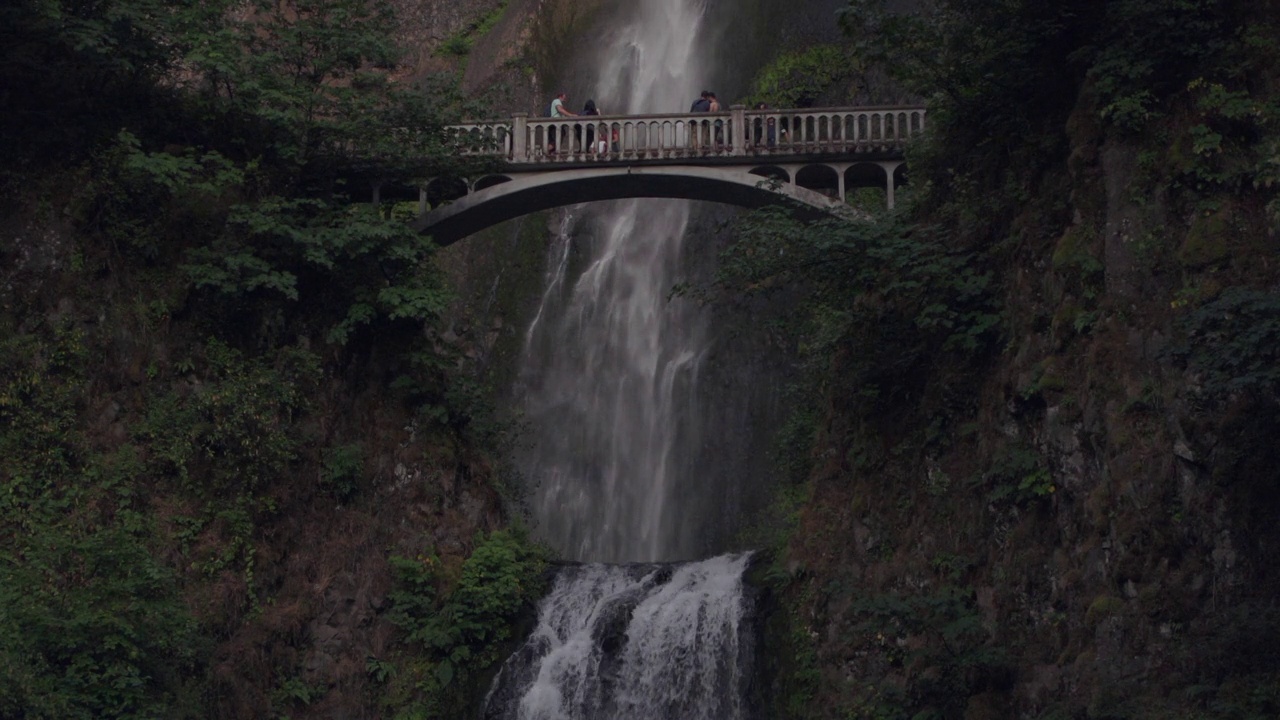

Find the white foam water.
[{"left": 482, "top": 553, "right": 754, "bottom": 720}]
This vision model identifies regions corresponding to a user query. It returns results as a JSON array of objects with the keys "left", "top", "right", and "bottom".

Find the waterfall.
[
  {"left": 482, "top": 554, "right": 756, "bottom": 720},
  {"left": 514, "top": 0, "right": 718, "bottom": 564},
  {"left": 492, "top": 0, "right": 767, "bottom": 716}
]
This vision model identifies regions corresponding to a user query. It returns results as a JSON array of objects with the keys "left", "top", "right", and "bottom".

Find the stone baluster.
[{"left": 730, "top": 105, "right": 746, "bottom": 156}]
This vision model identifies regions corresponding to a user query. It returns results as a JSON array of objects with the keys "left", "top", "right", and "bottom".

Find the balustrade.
[{"left": 446, "top": 105, "right": 926, "bottom": 164}]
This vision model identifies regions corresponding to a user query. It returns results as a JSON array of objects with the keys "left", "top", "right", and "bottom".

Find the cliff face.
[
  {"left": 6, "top": 1, "right": 1275, "bottom": 717},
  {"left": 759, "top": 4, "right": 1280, "bottom": 718},
  {"left": 0, "top": 0, "right": 570, "bottom": 717}
]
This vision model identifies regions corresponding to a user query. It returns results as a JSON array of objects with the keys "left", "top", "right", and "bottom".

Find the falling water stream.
[{"left": 486, "top": 1, "right": 762, "bottom": 717}]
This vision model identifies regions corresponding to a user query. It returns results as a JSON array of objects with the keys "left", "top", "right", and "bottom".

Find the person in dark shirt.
[
  {"left": 582, "top": 99, "right": 600, "bottom": 151},
  {"left": 689, "top": 91, "right": 712, "bottom": 150}
]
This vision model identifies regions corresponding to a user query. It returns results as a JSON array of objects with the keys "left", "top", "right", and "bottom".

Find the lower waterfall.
[{"left": 482, "top": 554, "right": 756, "bottom": 720}]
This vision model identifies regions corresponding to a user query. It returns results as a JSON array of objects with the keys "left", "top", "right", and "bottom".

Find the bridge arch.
[
  {"left": 749, "top": 166, "right": 790, "bottom": 183},
  {"left": 796, "top": 165, "right": 840, "bottom": 197},
  {"left": 473, "top": 175, "right": 513, "bottom": 192},
  {"left": 424, "top": 176, "right": 469, "bottom": 207},
  {"left": 413, "top": 165, "right": 846, "bottom": 246}
]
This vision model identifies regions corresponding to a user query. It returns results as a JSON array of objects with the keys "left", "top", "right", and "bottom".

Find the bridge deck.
[{"left": 448, "top": 105, "right": 927, "bottom": 166}]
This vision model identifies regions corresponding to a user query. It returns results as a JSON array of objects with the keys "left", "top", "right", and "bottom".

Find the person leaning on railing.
[{"left": 548, "top": 91, "right": 576, "bottom": 153}]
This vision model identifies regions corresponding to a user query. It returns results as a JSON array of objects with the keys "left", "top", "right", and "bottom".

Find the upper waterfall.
[{"left": 514, "top": 0, "right": 722, "bottom": 563}]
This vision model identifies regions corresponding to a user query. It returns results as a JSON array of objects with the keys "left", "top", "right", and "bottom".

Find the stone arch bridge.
[{"left": 411, "top": 105, "right": 927, "bottom": 245}]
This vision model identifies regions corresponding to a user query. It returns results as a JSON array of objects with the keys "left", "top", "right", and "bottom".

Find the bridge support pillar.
[
  {"left": 883, "top": 161, "right": 904, "bottom": 210},
  {"left": 837, "top": 171, "right": 846, "bottom": 204},
  {"left": 419, "top": 186, "right": 429, "bottom": 214},
  {"left": 512, "top": 113, "right": 528, "bottom": 161},
  {"left": 730, "top": 105, "right": 746, "bottom": 156}
]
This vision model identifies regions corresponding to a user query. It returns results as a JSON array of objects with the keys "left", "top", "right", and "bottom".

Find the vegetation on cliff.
[
  {"left": 727, "top": 1, "right": 1280, "bottom": 718},
  {"left": 1, "top": 1, "right": 545, "bottom": 718}
]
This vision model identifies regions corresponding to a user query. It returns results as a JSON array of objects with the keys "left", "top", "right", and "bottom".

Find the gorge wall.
[{"left": 2, "top": 1, "right": 1277, "bottom": 719}]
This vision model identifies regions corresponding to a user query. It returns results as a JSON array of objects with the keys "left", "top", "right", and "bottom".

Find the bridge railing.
[{"left": 447, "top": 105, "right": 927, "bottom": 164}]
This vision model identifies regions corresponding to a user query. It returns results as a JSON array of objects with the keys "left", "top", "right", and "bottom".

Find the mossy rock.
[
  {"left": 1052, "top": 224, "right": 1098, "bottom": 271},
  {"left": 1177, "top": 205, "right": 1234, "bottom": 268},
  {"left": 1084, "top": 594, "right": 1125, "bottom": 626}
]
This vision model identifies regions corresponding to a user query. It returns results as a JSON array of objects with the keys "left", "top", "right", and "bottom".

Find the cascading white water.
[
  {"left": 515, "top": 0, "right": 719, "bottom": 564},
  {"left": 482, "top": 554, "right": 755, "bottom": 720},
  {"left": 493, "top": 1, "right": 764, "bottom": 717}
]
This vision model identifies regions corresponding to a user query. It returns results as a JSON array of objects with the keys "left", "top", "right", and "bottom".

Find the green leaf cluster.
[
  {"left": 846, "top": 586, "right": 1007, "bottom": 720},
  {"left": 0, "top": 324, "right": 199, "bottom": 719},
  {"left": 1171, "top": 285, "right": 1280, "bottom": 403},
  {"left": 981, "top": 443, "right": 1054, "bottom": 506},
  {"left": 383, "top": 529, "right": 549, "bottom": 718},
  {"left": 138, "top": 339, "right": 317, "bottom": 495},
  {"left": 717, "top": 206, "right": 999, "bottom": 414},
  {"left": 436, "top": 0, "right": 510, "bottom": 58},
  {"left": 745, "top": 45, "right": 856, "bottom": 108}
]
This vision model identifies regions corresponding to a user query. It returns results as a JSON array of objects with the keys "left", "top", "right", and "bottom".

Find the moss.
[
  {"left": 435, "top": 0, "right": 510, "bottom": 58},
  {"left": 1052, "top": 224, "right": 1099, "bottom": 271},
  {"left": 1177, "top": 205, "right": 1233, "bottom": 268},
  {"left": 526, "top": 0, "right": 608, "bottom": 92},
  {"left": 1085, "top": 595, "right": 1125, "bottom": 626},
  {"left": 964, "top": 691, "right": 1010, "bottom": 720}
]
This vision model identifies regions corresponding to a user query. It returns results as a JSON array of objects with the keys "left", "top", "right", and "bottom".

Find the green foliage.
[
  {"left": 0, "top": 323, "right": 87, "bottom": 528},
  {"left": 0, "top": 526, "right": 199, "bottom": 720},
  {"left": 182, "top": 198, "right": 453, "bottom": 344},
  {"left": 321, "top": 443, "right": 365, "bottom": 501},
  {"left": 776, "top": 606, "right": 824, "bottom": 719},
  {"left": 1171, "top": 286, "right": 1280, "bottom": 403},
  {"left": 0, "top": 0, "right": 232, "bottom": 160},
  {"left": 746, "top": 45, "right": 855, "bottom": 108},
  {"left": 839, "top": 0, "right": 1081, "bottom": 128},
  {"left": 1, "top": 1, "right": 521, "bottom": 717},
  {"left": 715, "top": 206, "right": 999, "bottom": 417},
  {"left": 981, "top": 443, "right": 1055, "bottom": 506},
  {"left": 436, "top": 1, "right": 509, "bottom": 58},
  {"left": 384, "top": 529, "right": 549, "bottom": 717},
  {"left": 774, "top": 404, "right": 821, "bottom": 484},
  {"left": 78, "top": 131, "right": 246, "bottom": 260},
  {"left": 1081, "top": 0, "right": 1246, "bottom": 133},
  {"left": 139, "top": 339, "right": 316, "bottom": 495},
  {"left": 1170, "top": 77, "right": 1280, "bottom": 206},
  {"left": 0, "top": 324, "right": 199, "bottom": 719},
  {"left": 848, "top": 586, "right": 1006, "bottom": 719}
]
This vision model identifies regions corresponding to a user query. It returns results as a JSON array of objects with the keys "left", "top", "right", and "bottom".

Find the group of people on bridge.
[
  {"left": 545, "top": 90, "right": 782, "bottom": 154},
  {"left": 547, "top": 92, "right": 617, "bottom": 153}
]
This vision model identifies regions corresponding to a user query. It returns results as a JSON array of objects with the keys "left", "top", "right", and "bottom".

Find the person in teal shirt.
[
  {"left": 550, "top": 92, "right": 576, "bottom": 117},
  {"left": 548, "top": 92, "right": 576, "bottom": 153}
]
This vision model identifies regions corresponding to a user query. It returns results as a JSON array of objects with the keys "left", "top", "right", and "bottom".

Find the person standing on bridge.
[
  {"left": 754, "top": 102, "right": 777, "bottom": 148},
  {"left": 689, "top": 91, "right": 711, "bottom": 150},
  {"left": 708, "top": 92, "right": 724, "bottom": 148},
  {"left": 550, "top": 91, "right": 576, "bottom": 118},
  {"left": 581, "top": 99, "right": 602, "bottom": 152},
  {"left": 548, "top": 92, "right": 576, "bottom": 153}
]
